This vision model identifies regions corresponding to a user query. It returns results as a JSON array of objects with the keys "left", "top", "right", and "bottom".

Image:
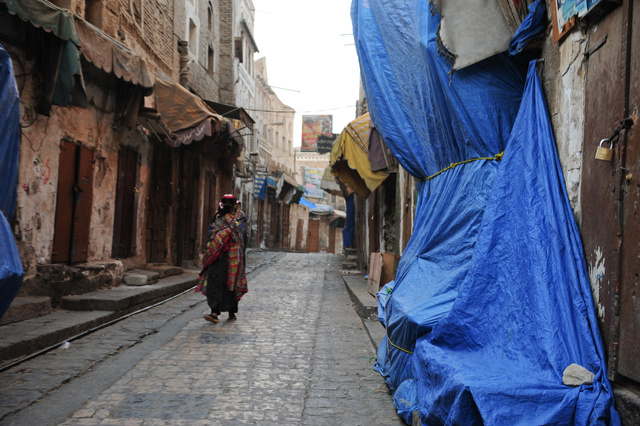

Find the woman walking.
[{"left": 196, "top": 194, "right": 248, "bottom": 323}]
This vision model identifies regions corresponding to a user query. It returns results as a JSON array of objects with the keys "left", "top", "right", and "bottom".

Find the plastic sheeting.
[
  {"left": 352, "top": 0, "right": 619, "bottom": 424},
  {"left": 0, "top": 43, "right": 23, "bottom": 320},
  {"left": 342, "top": 194, "right": 355, "bottom": 248}
]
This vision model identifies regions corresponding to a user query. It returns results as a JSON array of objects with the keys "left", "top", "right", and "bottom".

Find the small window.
[
  {"left": 208, "top": 47, "right": 214, "bottom": 75},
  {"left": 85, "top": 0, "right": 104, "bottom": 28},
  {"left": 208, "top": 3, "right": 213, "bottom": 31},
  {"left": 189, "top": 19, "right": 198, "bottom": 55},
  {"left": 131, "top": 0, "right": 143, "bottom": 26},
  {"left": 235, "top": 38, "right": 243, "bottom": 63}
]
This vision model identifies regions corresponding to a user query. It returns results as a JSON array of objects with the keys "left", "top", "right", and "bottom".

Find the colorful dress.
[{"left": 195, "top": 212, "right": 248, "bottom": 312}]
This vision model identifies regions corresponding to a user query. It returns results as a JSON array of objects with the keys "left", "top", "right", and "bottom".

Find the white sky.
[{"left": 252, "top": 0, "right": 361, "bottom": 147}]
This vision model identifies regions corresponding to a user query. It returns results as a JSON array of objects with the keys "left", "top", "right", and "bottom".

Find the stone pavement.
[{"left": 0, "top": 252, "right": 402, "bottom": 425}]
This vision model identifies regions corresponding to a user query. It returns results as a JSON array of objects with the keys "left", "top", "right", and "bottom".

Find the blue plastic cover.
[
  {"left": 342, "top": 194, "right": 355, "bottom": 247},
  {"left": 0, "top": 43, "right": 23, "bottom": 320},
  {"left": 509, "top": 0, "right": 546, "bottom": 55},
  {"left": 0, "top": 43, "right": 20, "bottom": 220},
  {"left": 352, "top": 1, "right": 619, "bottom": 424},
  {"left": 299, "top": 197, "right": 316, "bottom": 209}
]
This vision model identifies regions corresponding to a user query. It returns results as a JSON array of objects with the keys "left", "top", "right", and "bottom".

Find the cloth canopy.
[
  {"left": 352, "top": 0, "right": 619, "bottom": 424},
  {"left": 330, "top": 112, "right": 388, "bottom": 198},
  {"left": 2, "top": 0, "right": 81, "bottom": 106},
  {"left": 320, "top": 167, "right": 343, "bottom": 197},
  {"left": 74, "top": 17, "right": 154, "bottom": 90}
]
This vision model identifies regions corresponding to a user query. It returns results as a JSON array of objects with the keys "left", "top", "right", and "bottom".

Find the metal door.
[
  {"left": 52, "top": 141, "right": 94, "bottom": 264},
  {"left": 146, "top": 144, "right": 172, "bottom": 263},
  {"left": 112, "top": 146, "right": 138, "bottom": 258},
  {"left": 581, "top": 1, "right": 639, "bottom": 382}
]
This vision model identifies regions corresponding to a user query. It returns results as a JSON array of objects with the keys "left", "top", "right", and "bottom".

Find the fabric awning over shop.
[
  {"left": 74, "top": 17, "right": 154, "bottom": 91},
  {"left": 320, "top": 167, "right": 343, "bottom": 197},
  {"left": 2, "top": 0, "right": 79, "bottom": 44},
  {"left": 139, "top": 79, "right": 223, "bottom": 147},
  {"left": 204, "top": 100, "right": 254, "bottom": 130},
  {"left": 330, "top": 112, "right": 389, "bottom": 198},
  {"left": 2, "top": 0, "right": 81, "bottom": 107},
  {"left": 277, "top": 173, "right": 303, "bottom": 204}
]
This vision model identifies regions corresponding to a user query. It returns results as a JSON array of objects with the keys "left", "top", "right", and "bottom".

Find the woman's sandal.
[{"left": 204, "top": 313, "right": 219, "bottom": 323}]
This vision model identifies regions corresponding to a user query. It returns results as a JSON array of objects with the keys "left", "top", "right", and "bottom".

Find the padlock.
[{"left": 595, "top": 139, "right": 613, "bottom": 161}]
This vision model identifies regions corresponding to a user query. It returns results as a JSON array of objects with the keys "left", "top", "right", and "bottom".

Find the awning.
[
  {"left": 138, "top": 79, "right": 223, "bottom": 147},
  {"left": 265, "top": 176, "right": 278, "bottom": 189},
  {"left": 2, "top": 0, "right": 81, "bottom": 107},
  {"left": 330, "top": 112, "right": 389, "bottom": 198},
  {"left": 2, "top": 0, "right": 79, "bottom": 44},
  {"left": 204, "top": 100, "right": 254, "bottom": 130},
  {"left": 278, "top": 173, "right": 303, "bottom": 204},
  {"left": 254, "top": 174, "right": 267, "bottom": 200},
  {"left": 320, "top": 167, "right": 343, "bottom": 197},
  {"left": 74, "top": 17, "right": 154, "bottom": 91}
]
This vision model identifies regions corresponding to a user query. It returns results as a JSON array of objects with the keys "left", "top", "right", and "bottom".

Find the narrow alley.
[{"left": 0, "top": 252, "right": 402, "bottom": 425}]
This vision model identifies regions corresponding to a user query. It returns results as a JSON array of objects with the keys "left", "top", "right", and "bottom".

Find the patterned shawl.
[{"left": 195, "top": 211, "right": 248, "bottom": 300}]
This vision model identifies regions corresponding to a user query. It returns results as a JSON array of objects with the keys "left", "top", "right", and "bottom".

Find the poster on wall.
[
  {"left": 317, "top": 134, "right": 337, "bottom": 154},
  {"left": 301, "top": 115, "right": 333, "bottom": 152},
  {"left": 553, "top": 0, "right": 602, "bottom": 42},
  {"left": 303, "top": 167, "right": 326, "bottom": 199}
]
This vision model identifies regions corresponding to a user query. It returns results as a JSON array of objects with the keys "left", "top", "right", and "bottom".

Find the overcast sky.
[{"left": 252, "top": 0, "right": 361, "bottom": 147}]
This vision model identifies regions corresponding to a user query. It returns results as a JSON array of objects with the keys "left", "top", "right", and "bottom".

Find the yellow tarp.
[{"left": 330, "top": 113, "right": 388, "bottom": 198}]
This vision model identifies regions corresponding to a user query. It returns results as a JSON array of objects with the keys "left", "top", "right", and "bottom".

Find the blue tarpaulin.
[
  {"left": 342, "top": 194, "right": 355, "bottom": 248},
  {"left": 352, "top": 1, "right": 619, "bottom": 424},
  {"left": 0, "top": 42, "right": 23, "bottom": 320},
  {"left": 299, "top": 197, "right": 316, "bottom": 209}
]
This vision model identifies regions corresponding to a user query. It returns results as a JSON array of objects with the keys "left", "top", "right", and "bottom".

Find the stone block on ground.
[
  {"left": 122, "top": 269, "right": 159, "bottom": 286},
  {"left": 0, "top": 297, "right": 52, "bottom": 325}
]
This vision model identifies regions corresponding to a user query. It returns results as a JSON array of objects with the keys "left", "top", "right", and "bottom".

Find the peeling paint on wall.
[{"left": 588, "top": 246, "right": 606, "bottom": 319}]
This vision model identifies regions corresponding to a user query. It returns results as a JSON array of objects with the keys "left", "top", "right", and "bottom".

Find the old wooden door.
[
  {"left": 328, "top": 224, "right": 336, "bottom": 254},
  {"left": 281, "top": 204, "right": 291, "bottom": 250},
  {"left": 368, "top": 186, "right": 381, "bottom": 254},
  {"left": 202, "top": 172, "right": 217, "bottom": 247},
  {"left": 52, "top": 141, "right": 94, "bottom": 263},
  {"left": 402, "top": 174, "right": 413, "bottom": 252},
  {"left": 581, "top": 1, "right": 639, "bottom": 383},
  {"left": 112, "top": 146, "right": 138, "bottom": 258},
  {"left": 307, "top": 219, "right": 320, "bottom": 253},
  {"left": 295, "top": 218, "right": 303, "bottom": 251},
  {"left": 177, "top": 150, "right": 200, "bottom": 264},
  {"left": 146, "top": 144, "right": 172, "bottom": 263}
]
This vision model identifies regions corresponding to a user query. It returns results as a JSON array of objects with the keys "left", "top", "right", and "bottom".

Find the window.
[
  {"left": 235, "top": 38, "right": 243, "bottom": 63},
  {"left": 207, "top": 47, "right": 214, "bottom": 75},
  {"left": 131, "top": 0, "right": 142, "bottom": 26},
  {"left": 85, "top": 0, "right": 104, "bottom": 28},
  {"left": 208, "top": 3, "right": 213, "bottom": 31},
  {"left": 188, "top": 19, "right": 198, "bottom": 56}
]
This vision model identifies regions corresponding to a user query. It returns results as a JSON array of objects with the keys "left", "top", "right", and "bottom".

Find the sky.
[{"left": 251, "top": 0, "right": 362, "bottom": 148}]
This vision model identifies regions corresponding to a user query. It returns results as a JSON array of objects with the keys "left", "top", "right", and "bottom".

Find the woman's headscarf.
[{"left": 214, "top": 194, "right": 238, "bottom": 220}]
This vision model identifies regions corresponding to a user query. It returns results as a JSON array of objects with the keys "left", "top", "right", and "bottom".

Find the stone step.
[
  {"left": 122, "top": 269, "right": 160, "bottom": 286},
  {"left": 0, "top": 296, "right": 52, "bottom": 325},
  {"left": 146, "top": 264, "right": 183, "bottom": 279},
  {"left": 60, "top": 273, "right": 199, "bottom": 312},
  {"left": 342, "top": 261, "right": 359, "bottom": 270}
]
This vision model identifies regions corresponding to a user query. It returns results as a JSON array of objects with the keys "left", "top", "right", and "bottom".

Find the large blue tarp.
[
  {"left": 0, "top": 42, "right": 23, "bottom": 320},
  {"left": 352, "top": 1, "right": 619, "bottom": 424}
]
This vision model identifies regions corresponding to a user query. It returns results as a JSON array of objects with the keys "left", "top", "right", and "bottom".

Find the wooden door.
[
  {"left": 281, "top": 204, "right": 290, "bottom": 250},
  {"left": 307, "top": 219, "right": 320, "bottom": 253},
  {"left": 112, "top": 146, "right": 138, "bottom": 258},
  {"left": 580, "top": 1, "right": 639, "bottom": 383},
  {"left": 368, "top": 187, "right": 381, "bottom": 254},
  {"left": 402, "top": 174, "right": 413, "bottom": 252},
  {"left": 52, "top": 141, "right": 94, "bottom": 263},
  {"left": 202, "top": 172, "right": 217, "bottom": 246},
  {"left": 295, "top": 218, "right": 303, "bottom": 251},
  {"left": 178, "top": 150, "right": 200, "bottom": 263},
  {"left": 146, "top": 144, "right": 172, "bottom": 263},
  {"left": 328, "top": 224, "right": 336, "bottom": 254}
]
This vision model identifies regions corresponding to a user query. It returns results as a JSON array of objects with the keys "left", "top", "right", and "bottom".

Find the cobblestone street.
[{"left": 1, "top": 252, "right": 402, "bottom": 425}]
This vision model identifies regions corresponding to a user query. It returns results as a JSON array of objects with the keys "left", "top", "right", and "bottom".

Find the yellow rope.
[
  {"left": 387, "top": 336, "right": 414, "bottom": 355},
  {"left": 422, "top": 151, "right": 504, "bottom": 181}
]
